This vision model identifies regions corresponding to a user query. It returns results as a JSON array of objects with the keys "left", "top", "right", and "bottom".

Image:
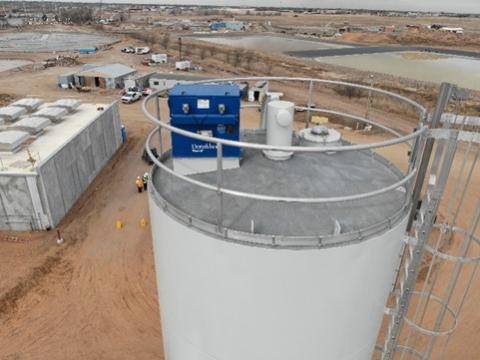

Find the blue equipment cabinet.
[{"left": 169, "top": 84, "right": 241, "bottom": 159}]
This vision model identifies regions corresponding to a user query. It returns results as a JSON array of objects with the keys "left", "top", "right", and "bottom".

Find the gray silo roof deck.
[{"left": 152, "top": 132, "right": 408, "bottom": 240}]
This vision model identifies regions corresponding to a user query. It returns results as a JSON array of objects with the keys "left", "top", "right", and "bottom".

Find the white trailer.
[
  {"left": 175, "top": 60, "right": 191, "bottom": 71},
  {"left": 151, "top": 54, "right": 168, "bottom": 64}
]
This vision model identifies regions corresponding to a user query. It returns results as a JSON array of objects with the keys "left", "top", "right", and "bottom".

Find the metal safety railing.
[
  {"left": 377, "top": 83, "right": 480, "bottom": 360},
  {"left": 143, "top": 77, "right": 428, "bottom": 246}
]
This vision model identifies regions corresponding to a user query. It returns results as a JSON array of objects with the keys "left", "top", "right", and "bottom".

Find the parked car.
[
  {"left": 135, "top": 47, "right": 151, "bottom": 55},
  {"left": 121, "top": 91, "right": 142, "bottom": 104},
  {"left": 142, "top": 88, "right": 153, "bottom": 96},
  {"left": 121, "top": 47, "right": 135, "bottom": 53}
]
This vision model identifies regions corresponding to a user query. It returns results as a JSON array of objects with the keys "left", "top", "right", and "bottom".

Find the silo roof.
[{"left": 152, "top": 132, "right": 408, "bottom": 243}]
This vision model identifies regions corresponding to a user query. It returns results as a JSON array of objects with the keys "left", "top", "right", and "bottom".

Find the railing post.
[
  {"left": 305, "top": 80, "right": 313, "bottom": 128},
  {"left": 365, "top": 74, "right": 374, "bottom": 122},
  {"left": 216, "top": 142, "right": 224, "bottom": 231},
  {"left": 156, "top": 95, "right": 162, "bottom": 149},
  {"left": 158, "top": 127, "right": 163, "bottom": 159}
]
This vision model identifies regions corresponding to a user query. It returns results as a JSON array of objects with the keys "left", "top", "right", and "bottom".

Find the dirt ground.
[
  {"left": 123, "top": 11, "right": 480, "bottom": 51},
  {"left": 0, "top": 24, "right": 478, "bottom": 360}
]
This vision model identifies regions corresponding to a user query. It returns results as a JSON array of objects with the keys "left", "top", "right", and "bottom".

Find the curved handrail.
[
  {"left": 142, "top": 76, "right": 427, "bottom": 154},
  {"left": 146, "top": 128, "right": 415, "bottom": 204},
  {"left": 161, "top": 76, "right": 428, "bottom": 114}
]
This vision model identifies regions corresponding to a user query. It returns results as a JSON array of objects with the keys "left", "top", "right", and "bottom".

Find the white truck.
[
  {"left": 151, "top": 53, "right": 168, "bottom": 64},
  {"left": 121, "top": 91, "right": 142, "bottom": 104},
  {"left": 175, "top": 60, "right": 191, "bottom": 71},
  {"left": 135, "top": 47, "right": 151, "bottom": 55}
]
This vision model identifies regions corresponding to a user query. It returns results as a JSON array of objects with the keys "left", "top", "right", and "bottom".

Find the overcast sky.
[{"left": 89, "top": 0, "right": 480, "bottom": 13}]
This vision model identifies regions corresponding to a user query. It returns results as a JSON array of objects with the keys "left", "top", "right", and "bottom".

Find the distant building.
[
  {"left": 217, "top": 7, "right": 256, "bottom": 15},
  {"left": 440, "top": 27, "right": 464, "bottom": 34},
  {"left": 148, "top": 73, "right": 213, "bottom": 92},
  {"left": 210, "top": 21, "right": 245, "bottom": 31},
  {"left": 154, "top": 19, "right": 209, "bottom": 30},
  {"left": 124, "top": 72, "right": 155, "bottom": 90},
  {"left": 59, "top": 64, "right": 137, "bottom": 89}
]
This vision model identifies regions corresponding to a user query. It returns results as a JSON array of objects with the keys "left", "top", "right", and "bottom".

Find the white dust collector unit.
[{"left": 263, "top": 100, "right": 294, "bottom": 161}]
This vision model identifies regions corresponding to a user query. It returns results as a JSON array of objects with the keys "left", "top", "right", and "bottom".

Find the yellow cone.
[
  {"left": 116, "top": 220, "right": 124, "bottom": 229},
  {"left": 139, "top": 218, "right": 148, "bottom": 228}
]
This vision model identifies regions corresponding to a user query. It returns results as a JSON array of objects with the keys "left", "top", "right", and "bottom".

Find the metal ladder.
[{"left": 381, "top": 83, "right": 457, "bottom": 360}]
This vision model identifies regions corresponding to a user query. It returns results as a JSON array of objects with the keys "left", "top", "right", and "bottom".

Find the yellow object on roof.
[{"left": 311, "top": 116, "right": 329, "bottom": 125}]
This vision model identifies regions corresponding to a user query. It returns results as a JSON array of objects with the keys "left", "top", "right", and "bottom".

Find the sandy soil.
[{"left": 0, "top": 26, "right": 478, "bottom": 360}]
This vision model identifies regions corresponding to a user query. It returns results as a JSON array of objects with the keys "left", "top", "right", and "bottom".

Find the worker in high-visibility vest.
[
  {"left": 142, "top": 172, "right": 149, "bottom": 191},
  {"left": 135, "top": 176, "right": 144, "bottom": 193}
]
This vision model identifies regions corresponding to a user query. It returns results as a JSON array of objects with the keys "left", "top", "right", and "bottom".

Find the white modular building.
[
  {"left": 148, "top": 73, "right": 212, "bottom": 92},
  {"left": 0, "top": 99, "right": 123, "bottom": 230}
]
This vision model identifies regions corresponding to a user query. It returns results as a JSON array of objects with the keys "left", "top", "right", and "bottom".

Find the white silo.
[{"left": 145, "top": 78, "right": 423, "bottom": 360}]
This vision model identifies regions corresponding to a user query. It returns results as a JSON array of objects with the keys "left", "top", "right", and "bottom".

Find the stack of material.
[
  {"left": 0, "top": 106, "right": 28, "bottom": 123},
  {"left": 0, "top": 130, "right": 30, "bottom": 152},
  {"left": 50, "top": 99, "right": 81, "bottom": 112},
  {"left": 10, "top": 117, "right": 51, "bottom": 135},
  {"left": 10, "top": 98, "right": 44, "bottom": 112},
  {"left": 33, "top": 107, "right": 68, "bottom": 123}
]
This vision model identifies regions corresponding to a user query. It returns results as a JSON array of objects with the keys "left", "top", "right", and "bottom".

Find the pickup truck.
[
  {"left": 135, "top": 47, "right": 151, "bottom": 55},
  {"left": 121, "top": 91, "right": 142, "bottom": 104}
]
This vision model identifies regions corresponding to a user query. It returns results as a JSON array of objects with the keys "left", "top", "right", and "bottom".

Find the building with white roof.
[
  {"left": 0, "top": 98, "right": 123, "bottom": 230},
  {"left": 59, "top": 63, "right": 137, "bottom": 89}
]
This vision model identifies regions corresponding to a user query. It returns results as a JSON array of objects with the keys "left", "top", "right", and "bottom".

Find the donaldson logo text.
[{"left": 191, "top": 143, "right": 217, "bottom": 153}]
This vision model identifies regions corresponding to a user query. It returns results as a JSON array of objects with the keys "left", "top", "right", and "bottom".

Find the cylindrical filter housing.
[{"left": 263, "top": 100, "right": 294, "bottom": 161}]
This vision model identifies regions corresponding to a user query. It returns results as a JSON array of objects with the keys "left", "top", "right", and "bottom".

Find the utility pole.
[
  {"left": 99, "top": 0, "right": 103, "bottom": 21},
  {"left": 178, "top": 37, "right": 182, "bottom": 60}
]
